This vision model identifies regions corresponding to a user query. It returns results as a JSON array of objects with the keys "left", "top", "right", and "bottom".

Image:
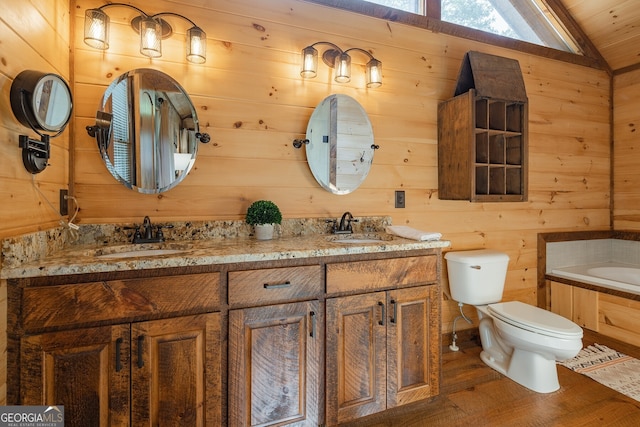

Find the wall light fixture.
[
  {"left": 300, "top": 42, "right": 382, "bottom": 88},
  {"left": 84, "top": 3, "right": 206, "bottom": 64}
]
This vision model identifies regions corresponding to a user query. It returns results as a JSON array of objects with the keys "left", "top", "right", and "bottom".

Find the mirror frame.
[{"left": 10, "top": 70, "right": 73, "bottom": 133}]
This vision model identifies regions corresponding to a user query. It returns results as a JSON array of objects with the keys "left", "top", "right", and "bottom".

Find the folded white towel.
[{"left": 385, "top": 226, "right": 442, "bottom": 241}]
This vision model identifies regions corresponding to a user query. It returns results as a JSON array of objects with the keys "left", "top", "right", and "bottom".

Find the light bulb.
[
  {"left": 84, "top": 9, "right": 110, "bottom": 50},
  {"left": 140, "top": 17, "right": 162, "bottom": 58}
]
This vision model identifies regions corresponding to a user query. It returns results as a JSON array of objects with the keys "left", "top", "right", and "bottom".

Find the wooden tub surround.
[
  {"left": 540, "top": 231, "right": 640, "bottom": 348},
  {"left": 4, "top": 234, "right": 449, "bottom": 426}
]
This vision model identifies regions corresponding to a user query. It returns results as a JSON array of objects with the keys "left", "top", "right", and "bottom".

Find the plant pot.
[{"left": 254, "top": 223, "right": 275, "bottom": 240}]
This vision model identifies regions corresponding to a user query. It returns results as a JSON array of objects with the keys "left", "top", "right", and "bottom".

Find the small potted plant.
[{"left": 246, "top": 200, "right": 282, "bottom": 240}]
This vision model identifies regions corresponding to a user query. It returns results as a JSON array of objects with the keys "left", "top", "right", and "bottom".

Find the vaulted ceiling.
[{"left": 560, "top": 0, "right": 640, "bottom": 74}]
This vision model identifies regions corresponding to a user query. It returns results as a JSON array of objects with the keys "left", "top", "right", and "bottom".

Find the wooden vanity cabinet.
[
  {"left": 11, "top": 273, "right": 222, "bottom": 426},
  {"left": 325, "top": 256, "right": 440, "bottom": 425},
  {"left": 227, "top": 265, "right": 324, "bottom": 427},
  {"left": 9, "top": 248, "right": 445, "bottom": 426}
]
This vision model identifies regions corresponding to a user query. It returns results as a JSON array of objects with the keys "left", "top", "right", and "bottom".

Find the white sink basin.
[
  {"left": 327, "top": 234, "right": 393, "bottom": 244},
  {"left": 94, "top": 248, "right": 186, "bottom": 259}
]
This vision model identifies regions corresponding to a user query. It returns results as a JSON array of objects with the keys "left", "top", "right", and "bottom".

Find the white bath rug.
[{"left": 558, "top": 343, "right": 640, "bottom": 402}]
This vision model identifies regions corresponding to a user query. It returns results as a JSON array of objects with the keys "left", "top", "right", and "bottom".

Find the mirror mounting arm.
[
  {"left": 196, "top": 132, "right": 210, "bottom": 143},
  {"left": 18, "top": 134, "right": 50, "bottom": 174},
  {"left": 293, "top": 139, "right": 310, "bottom": 149}
]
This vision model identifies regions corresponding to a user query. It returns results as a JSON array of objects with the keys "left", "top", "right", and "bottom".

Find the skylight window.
[
  {"left": 364, "top": 0, "right": 581, "bottom": 54},
  {"left": 366, "top": 0, "right": 423, "bottom": 14}
]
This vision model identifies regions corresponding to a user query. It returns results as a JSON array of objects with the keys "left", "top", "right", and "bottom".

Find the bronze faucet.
[
  {"left": 131, "top": 216, "right": 170, "bottom": 243},
  {"left": 326, "top": 212, "right": 359, "bottom": 234}
]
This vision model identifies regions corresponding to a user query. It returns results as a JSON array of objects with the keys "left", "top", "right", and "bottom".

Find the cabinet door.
[
  {"left": 20, "top": 324, "right": 131, "bottom": 427},
  {"left": 326, "top": 293, "right": 387, "bottom": 425},
  {"left": 229, "top": 301, "right": 323, "bottom": 427},
  {"left": 131, "top": 313, "right": 221, "bottom": 426},
  {"left": 387, "top": 285, "right": 440, "bottom": 408}
]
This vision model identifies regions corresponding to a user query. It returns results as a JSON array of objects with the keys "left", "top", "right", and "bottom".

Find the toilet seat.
[{"left": 488, "top": 301, "right": 583, "bottom": 339}]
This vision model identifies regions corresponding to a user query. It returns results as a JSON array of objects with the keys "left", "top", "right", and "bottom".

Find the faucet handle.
[
  {"left": 325, "top": 219, "right": 338, "bottom": 233},
  {"left": 132, "top": 229, "right": 143, "bottom": 244},
  {"left": 155, "top": 224, "right": 174, "bottom": 241}
]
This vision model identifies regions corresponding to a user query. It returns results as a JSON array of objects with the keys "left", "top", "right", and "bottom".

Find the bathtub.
[{"left": 550, "top": 262, "right": 640, "bottom": 295}]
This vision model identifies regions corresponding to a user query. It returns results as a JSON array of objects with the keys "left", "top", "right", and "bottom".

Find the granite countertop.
[{"left": 1, "top": 233, "right": 450, "bottom": 279}]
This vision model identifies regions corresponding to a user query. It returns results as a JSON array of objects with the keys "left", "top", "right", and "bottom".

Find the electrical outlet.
[
  {"left": 395, "top": 190, "right": 405, "bottom": 208},
  {"left": 59, "top": 189, "right": 68, "bottom": 216}
]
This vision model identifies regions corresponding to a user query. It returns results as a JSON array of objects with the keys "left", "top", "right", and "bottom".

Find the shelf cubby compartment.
[
  {"left": 475, "top": 99, "right": 489, "bottom": 129},
  {"left": 489, "top": 166, "right": 506, "bottom": 194},
  {"left": 506, "top": 136, "right": 523, "bottom": 165},
  {"left": 488, "top": 134, "right": 506, "bottom": 164},
  {"left": 506, "top": 103, "right": 524, "bottom": 132},
  {"left": 488, "top": 101, "right": 506, "bottom": 130},
  {"left": 475, "top": 165, "right": 489, "bottom": 195},
  {"left": 475, "top": 132, "right": 489, "bottom": 163},
  {"left": 506, "top": 168, "right": 523, "bottom": 194}
]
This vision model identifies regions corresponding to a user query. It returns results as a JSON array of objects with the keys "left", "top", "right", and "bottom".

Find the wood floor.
[{"left": 341, "top": 329, "right": 640, "bottom": 427}]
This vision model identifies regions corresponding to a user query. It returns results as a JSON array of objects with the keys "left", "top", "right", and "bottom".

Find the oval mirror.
[
  {"left": 304, "top": 94, "right": 376, "bottom": 195},
  {"left": 88, "top": 68, "right": 207, "bottom": 193}
]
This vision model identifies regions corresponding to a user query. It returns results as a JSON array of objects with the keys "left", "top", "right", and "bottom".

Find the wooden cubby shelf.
[
  {"left": 438, "top": 89, "right": 528, "bottom": 202},
  {"left": 438, "top": 51, "right": 528, "bottom": 202}
]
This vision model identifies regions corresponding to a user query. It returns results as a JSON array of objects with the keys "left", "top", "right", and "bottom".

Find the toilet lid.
[{"left": 488, "top": 301, "right": 583, "bottom": 338}]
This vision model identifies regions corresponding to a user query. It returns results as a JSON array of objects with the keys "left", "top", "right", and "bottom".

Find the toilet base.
[
  {"left": 508, "top": 348, "right": 559, "bottom": 393},
  {"left": 478, "top": 316, "right": 562, "bottom": 393},
  {"left": 480, "top": 348, "right": 560, "bottom": 393}
]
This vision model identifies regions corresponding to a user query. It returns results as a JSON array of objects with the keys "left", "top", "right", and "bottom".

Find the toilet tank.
[{"left": 445, "top": 249, "right": 509, "bottom": 305}]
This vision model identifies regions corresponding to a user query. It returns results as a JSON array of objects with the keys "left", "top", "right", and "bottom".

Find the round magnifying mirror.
[
  {"left": 10, "top": 70, "right": 73, "bottom": 133},
  {"left": 305, "top": 94, "right": 375, "bottom": 195},
  {"left": 91, "top": 69, "right": 202, "bottom": 194}
]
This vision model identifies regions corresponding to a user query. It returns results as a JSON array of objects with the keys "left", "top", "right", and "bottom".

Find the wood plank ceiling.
[{"left": 560, "top": 0, "right": 640, "bottom": 74}]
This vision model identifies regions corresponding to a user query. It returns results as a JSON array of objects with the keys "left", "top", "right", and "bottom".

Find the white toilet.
[{"left": 445, "top": 249, "right": 583, "bottom": 393}]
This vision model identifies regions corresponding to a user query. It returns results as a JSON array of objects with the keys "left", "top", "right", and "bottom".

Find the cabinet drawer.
[
  {"left": 326, "top": 255, "right": 437, "bottom": 294},
  {"left": 229, "top": 265, "right": 322, "bottom": 306},
  {"left": 22, "top": 273, "right": 221, "bottom": 331}
]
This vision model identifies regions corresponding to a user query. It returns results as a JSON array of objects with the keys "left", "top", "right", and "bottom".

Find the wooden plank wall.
[
  {"left": 613, "top": 68, "right": 640, "bottom": 230},
  {"left": 0, "top": 0, "right": 71, "bottom": 236},
  {"left": 73, "top": 0, "right": 611, "bottom": 331},
  {"left": 0, "top": 0, "right": 71, "bottom": 405}
]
